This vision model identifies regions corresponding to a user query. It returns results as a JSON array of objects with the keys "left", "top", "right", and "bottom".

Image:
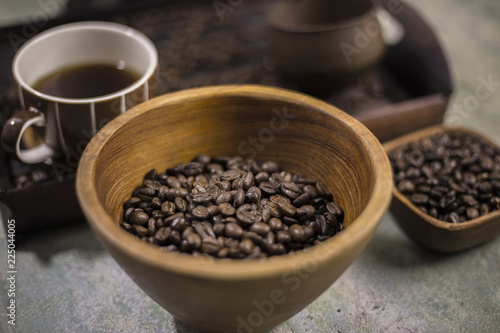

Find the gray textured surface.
[{"left": 1, "top": 0, "right": 500, "bottom": 332}]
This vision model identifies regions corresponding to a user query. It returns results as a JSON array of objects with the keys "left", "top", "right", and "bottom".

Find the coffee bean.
[
  {"left": 225, "top": 222, "right": 244, "bottom": 239},
  {"left": 315, "top": 181, "right": 332, "bottom": 199},
  {"left": 121, "top": 155, "right": 345, "bottom": 258},
  {"left": 167, "top": 176, "right": 182, "bottom": 188},
  {"left": 269, "top": 194, "right": 290, "bottom": 204},
  {"left": 134, "top": 225, "right": 149, "bottom": 237},
  {"left": 449, "top": 212, "right": 460, "bottom": 223},
  {"left": 129, "top": 211, "right": 150, "bottom": 226},
  {"left": 259, "top": 182, "right": 277, "bottom": 195},
  {"left": 232, "top": 187, "right": 245, "bottom": 207},
  {"left": 268, "top": 218, "right": 283, "bottom": 231},
  {"left": 236, "top": 207, "right": 262, "bottom": 225},
  {"left": 145, "top": 168, "right": 158, "bottom": 180},
  {"left": 261, "top": 161, "right": 279, "bottom": 173},
  {"left": 161, "top": 201, "right": 176, "bottom": 216},
  {"left": 293, "top": 192, "right": 311, "bottom": 207},
  {"left": 411, "top": 193, "right": 429, "bottom": 205},
  {"left": 144, "top": 179, "right": 162, "bottom": 191},
  {"left": 174, "top": 197, "right": 188, "bottom": 212},
  {"left": 297, "top": 205, "right": 316, "bottom": 221},
  {"left": 192, "top": 205, "right": 210, "bottom": 220},
  {"left": 277, "top": 201, "right": 296, "bottom": 217},
  {"left": 289, "top": 224, "right": 305, "bottom": 243},
  {"left": 280, "top": 182, "right": 301, "bottom": 199},
  {"left": 276, "top": 230, "right": 292, "bottom": 243},
  {"left": 326, "top": 202, "right": 345, "bottom": 223},
  {"left": 201, "top": 237, "right": 222, "bottom": 254},
  {"left": 293, "top": 173, "right": 316, "bottom": 185},
  {"left": 155, "top": 227, "right": 171, "bottom": 244},
  {"left": 219, "top": 202, "right": 236, "bottom": 216},
  {"left": 239, "top": 238, "right": 255, "bottom": 255},
  {"left": 246, "top": 186, "right": 261, "bottom": 203},
  {"left": 249, "top": 222, "right": 271, "bottom": 236}
]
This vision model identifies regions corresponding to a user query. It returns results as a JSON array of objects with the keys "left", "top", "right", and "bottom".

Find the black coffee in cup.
[{"left": 33, "top": 63, "right": 140, "bottom": 99}]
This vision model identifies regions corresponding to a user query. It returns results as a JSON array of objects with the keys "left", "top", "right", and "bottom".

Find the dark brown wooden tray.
[{"left": 0, "top": 0, "right": 452, "bottom": 232}]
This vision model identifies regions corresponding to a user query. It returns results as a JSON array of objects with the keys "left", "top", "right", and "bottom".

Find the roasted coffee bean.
[
  {"left": 246, "top": 186, "right": 261, "bottom": 203},
  {"left": 265, "top": 201, "right": 281, "bottom": 217},
  {"left": 289, "top": 224, "right": 305, "bottom": 243},
  {"left": 253, "top": 172, "right": 268, "bottom": 186},
  {"left": 124, "top": 197, "right": 141, "bottom": 209},
  {"left": 411, "top": 193, "right": 429, "bottom": 205},
  {"left": 270, "top": 194, "right": 290, "bottom": 204},
  {"left": 174, "top": 197, "right": 188, "bottom": 212},
  {"left": 182, "top": 162, "right": 204, "bottom": 177},
  {"left": 167, "top": 176, "right": 182, "bottom": 188},
  {"left": 233, "top": 188, "right": 245, "bottom": 207},
  {"left": 259, "top": 182, "right": 277, "bottom": 195},
  {"left": 145, "top": 168, "right": 158, "bottom": 180},
  {"left": 215, "top": 191, "right": 233, "bottom": 205},
  {"left": 155, "top": 227, "right": 171, "bottom": 244},
  {"left": 225, "top": 222, "right": 244, "bottom": 239},
  {"left": 297, "top": 205, "right": 316, "bottom": 221},
  {"left": 449, "top": 212, "right": 460, "bottom": 223},
  {"left": 129, "top": 211, "right": 150, "bottom": 226},
  {"left": 260, "top": 206, "right": 271, "bottom": 223},
  {"left": 293, "top": 192, "right": 311, "bottom": 207},
  {"left": 242, "top": 171, "right": 254, "bottom": 190},
  {"left": 170, "top": 216, "right": 187, "bottom": 231},
  {"left": 239, "top": 238, "right": 255, "bottom": 255},
  {"left": 268, "top": 218, "right": 283, "bottom": 231},
  {"left": 219, "top": 202, "right": 236, "bottom": 216},
  {"left": 192, "top": 192, "right": 213, "bottom": 204},
  {"left": 134, "top": 225, "right": 149, "bottom": 237},
  {"left": 326, "top": 202, "right": 345, "bottom": 222},
  {"left": 280, "top": 182, "right": 301, "bottom": 199},
  {"left": 192, "top": 205, "right": 210, "bottom": 220},
  {"left": 161, "top": 201, "right": 176, "bottom": 216},
  {"left": 236, "top": 207, "right": 262, "bottom": 225},
  {"left": 244, "top": 231, "right": 262, "bottom": 245},
  {"left": 121, "top": 155, "right": 345, "bottom": 258},
  {"left": 201, "top": 237, "right": 222, "bottom": 254},
  {"left": 293, "top": 173, "right": 317, "bottom": 185},
  {"left": 315, "top": 181, "right": 332, "bottom": 199},
  {"left": 466, "top": 207, "right": 479, "bottom": 220},
  {"left": 249, "top": 222, "right": 271, "bottom": 236},
  {"left": 276, "top": 201, "right": 296, "bottom": 217},
  {"left": 261, "top": 161, "right": 279, "bottom": 173},
  {"left": 144, "top": 179, "right": 162, "bottom": 191}
]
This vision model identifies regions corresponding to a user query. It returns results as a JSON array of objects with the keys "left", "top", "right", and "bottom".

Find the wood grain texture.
[
  {"left": 384, "top": 125, "right": 500, "bottom": 253},
  {"left": 76, "top": 85, "right": 392, "bottom": 333}
]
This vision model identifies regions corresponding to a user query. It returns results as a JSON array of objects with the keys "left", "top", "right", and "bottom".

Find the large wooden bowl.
[
  {"left": 384, "top": 125, "right": 500, "bottom": 252},
  {"left": 76, "top": 85, "right": 392, "bottom": 332}
]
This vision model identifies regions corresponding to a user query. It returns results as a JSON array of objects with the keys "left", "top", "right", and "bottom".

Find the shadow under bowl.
[{"left": 76, "top": 85, "right": 393, "bottom": 332}]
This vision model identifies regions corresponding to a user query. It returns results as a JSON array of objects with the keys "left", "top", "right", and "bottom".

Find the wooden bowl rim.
[
  {"left": 76, "top": 84, "right": 393, "bottom": 279},
  {"left": 384, "top": 124, "right": 500, "bottom": 232}
]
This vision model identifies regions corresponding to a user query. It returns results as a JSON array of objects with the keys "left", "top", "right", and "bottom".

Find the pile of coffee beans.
[
  {"left": 120, "top": 155, "right": 345, "bottom": 259},
  {"left": 389, "top": 130, "right": 500, "bottom": 222}
]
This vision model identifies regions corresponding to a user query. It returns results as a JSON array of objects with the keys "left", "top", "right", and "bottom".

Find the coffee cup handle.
[{"left": 1, "top": 107, "right": 55, "bottom": 164}]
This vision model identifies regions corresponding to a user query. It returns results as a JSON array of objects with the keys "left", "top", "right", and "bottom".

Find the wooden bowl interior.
[{"left": 92, "top": 92, "right": 376, "bottom": 233}]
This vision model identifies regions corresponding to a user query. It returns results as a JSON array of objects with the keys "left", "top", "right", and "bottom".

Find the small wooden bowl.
[
  {"left": 76, "top": 85, "right": 392, "bottom": 332},
  {"left": 384, "top": 125, "right": 500, "bottom": 253}
]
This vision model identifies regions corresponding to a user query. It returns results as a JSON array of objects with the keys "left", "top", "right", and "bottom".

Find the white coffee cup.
[{"left": 2, "top": 21, "right": 158, "bottom": 164}]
